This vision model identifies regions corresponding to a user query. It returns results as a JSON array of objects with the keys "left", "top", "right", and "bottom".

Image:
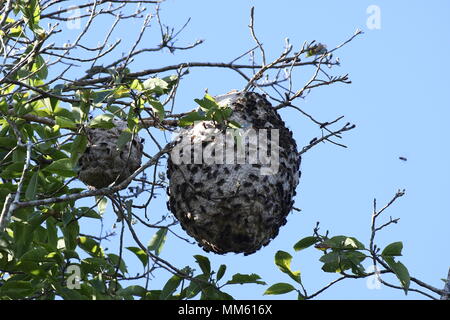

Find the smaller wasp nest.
[
  {"left": 167, "top": 91, "right": 301, "bottom": 255},
  {"left": 77, "top": 120, "right": 143, "bottom": 189}
]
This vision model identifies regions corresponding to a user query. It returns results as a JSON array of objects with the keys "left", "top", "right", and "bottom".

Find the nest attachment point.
[{"left": 167, "top": 92, "right": 301, "bottom": 255}]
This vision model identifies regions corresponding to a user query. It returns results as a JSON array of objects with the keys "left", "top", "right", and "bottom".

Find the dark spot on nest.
[
  {"left": 191, "top": 166, "right": 199, "bottom": 174},
  {"left": 232, "top": 203, "right": 242, "bottom": 210},
  {"left": 217, "top": 179, "right": 225, "bottom": 186},
  {"left": 193, "top": 182, "right": 203, "bottom": 189},
  {"left": 265, "top": 214, "right": 275, "bottom": 222},
  {"left": 203, "top": 190, "right": 212, "bottom": 199},
  {"left": 202, "top": 166, "right": 211, "bottom": 173},
  {"left": 248, "top": 174, "right": 259, "bottom": 181},
  {"left": 243, "top": 182, "right": 252, "bottom": 188},
  {"left": 256, "top": 194, "right": 265, "bottom": 202}
]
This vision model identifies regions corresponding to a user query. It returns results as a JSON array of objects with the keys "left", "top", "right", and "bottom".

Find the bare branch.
[{"left": 248, "top": 7, "right": 266, "bottom": 66}]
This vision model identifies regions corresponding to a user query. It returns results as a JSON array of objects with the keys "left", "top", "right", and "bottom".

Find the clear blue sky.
[{"left": 53, "top": 0, "right": 450, "bottom": 299}]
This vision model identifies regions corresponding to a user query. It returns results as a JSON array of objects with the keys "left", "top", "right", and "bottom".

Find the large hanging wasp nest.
[
  {"left": 167, "top": 91, "right": 301, "bottom": 255},
  {"left": 77, "top": 120, "right": 143, "bottom": 189}
]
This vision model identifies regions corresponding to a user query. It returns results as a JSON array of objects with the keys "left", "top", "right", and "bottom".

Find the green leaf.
[
  {"left": 57, "top": 287, "right": 86, "bottom": 300},
  {"left": 21, "top": 0, "right": 41, "bottom": 30},
  {"left": 0, "top": 18, "right": 24, "bottom": 38},
  {"left": 275, "top": 250, "right": 301, "bottom": 284},
  {"left": 194, "top": 255, "right": 211, "bottom": 276},
  {"left": 216, "top": 264, "right": 227, "bottom": 282},
  {"left": 130, "top": 79, "right": 143, "bottom": 90},
  {"left": 225, "top": 273, "right": 266, "bottom": 285},
  {"left": 62, "top": 249, "right": 80, "bottom": 260},
  {"left": 320, "top": 236, "right": 366, "bottom": 250},
  {"left": 62, "top": 210, "right": 74, "bottom": 227},
  {"left": 162, "top": 74, "right": 178, "bottom": 86},
  {"left": 382, "top": 241, "right": 403, "bottom": 257},
  {"left": 0, "top": 280, "right": 35, "bottom": 299},
  {"left": 74, "top": 206, "right": 101, "bottom": 220},
  {"left": 106, "top": 105, "right": 127, "bottom": 119},
  {"left": 320, "top": 251, "right": 367, "bottom": 273},
  {"left": 147, "top": 228, "right": 168, "bottom": 256},
  {"left": 25, "top": 170, "right": 39, "bottom": 200},
  {"left": 298, "top": 292, "right": 306, "bottom": 300},
  {"left": 46, "top": 218, "right": 58, "bottom": 249},
  {"left": 33, "top": 54, "right": 48, "bottom": 80},
  {"left": 294, "top": 236, "right": 319, "bottom": 251},
  {"left": 96, "top": 196, "right": 108, "bottom": 215},
  {"left": 160, "top": 274, "right": 182, "bottom": 300},
  {"left": 0, "top": 137, "right": 18, "bottom": 148},
  {"left": 116, "top": 129, "right": 132, "bottom": 150},
  {"left": 62, "top": 221, "right": 79, "bottom": 251},
  {"left": 184, "top": 283, "right": 202, "bottom": 299},
  {"left": 184, "top": 275, "right": 207, "bottom": 299},
  {"left": 384, "top": 256, "right": 410, "bottom": 294},
  {"left": 78, "top": 236, "right": 103, "bottom": 258},
  {"left": 144, "top": 290, "right": 162, "bottom": 300},
  {"left": 147, "top": 98, "right": 165, "bottom": 120},
  {"left": 342, "top": 237, "right": 365, "bottom": 250},
  {"left": 200, "top": 286, "right": 233, "bottom": 300},
  {"left": 107, "top": 253, "right": 127, "bottom": 274},
  {"left": 179, "top": 111, "right": 206, "bottom": 127},
  {"left": 55, "top": 116, "right": 77, "bottom": 129},
  {"left": 126, "top": 247, "right": 148, "bottom": 267},
  {"left": 264, "top": 283, "right": 296, "bottom": 295},
  {"left": 93, "top": 89, "right": 115, "bottom": 104},
  {"left": 195, "top": 94, "right": 220, "bottom": 111},
  {"left": 43, "top": 158, "right": 76, "bottom": 177},
  {"left": 53, "top": 106, "right": 75, "bottom": 119},
  {"left": 117, "top": 285, "right": 146, "bottom": 298},
  {"left": 70, "top": 134, "right": 87, "bottom": 166},
  {"left": 227, "top": 120, "right": 241, "bottom": 129},
  {"left": 81, "top": 257, "right": 113, "bottom": 275},
  {"left": 142, "top": 78, "right": 169, "bottom": 95},
  {"left": 0, "top": 162, "right": 24, "bottom": 179},
  {"left": 89, "top": 114, "right": 115, "bottom": 129},
  {"left": 19, "top": 247, "right": 48, "bottom": 262}
]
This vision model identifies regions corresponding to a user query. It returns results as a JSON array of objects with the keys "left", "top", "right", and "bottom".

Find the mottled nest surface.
[
  {"left": 78, "top": 121, "right": 143, "bottom": 189},
  {"left": 167, "top": 92, "right": 301, "bottom": 255}
]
